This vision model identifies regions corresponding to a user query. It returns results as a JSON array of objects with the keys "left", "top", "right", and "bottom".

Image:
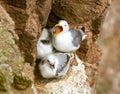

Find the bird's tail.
[
  {"left": 79, "top": 27, "right": 87, "bottom": 41},
  {"left": 65, "top": 53, "right": 75, "bottom": 60}
]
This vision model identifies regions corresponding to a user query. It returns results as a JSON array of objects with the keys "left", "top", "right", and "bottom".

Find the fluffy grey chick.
[{"left": 39, "top": 53, "right": 72, "bottom": 79}]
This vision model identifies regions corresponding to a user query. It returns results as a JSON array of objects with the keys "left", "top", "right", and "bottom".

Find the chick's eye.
[
  {"left": 49, "top": 64, "right": 55, "bottom": 69},
  {"left": 64, "top": 25, "right": 67, "bottom": 27}
]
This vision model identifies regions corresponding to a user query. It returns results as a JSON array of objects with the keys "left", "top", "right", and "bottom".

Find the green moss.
[
  {"left": 0, "top": 72, "right": 6, "bottom": 91},
  {"left": 12, "top": 74, "right": 32, "bottom": 90},
  {"left": 51, "top": 92, "right": 53, "bottom": 94}
]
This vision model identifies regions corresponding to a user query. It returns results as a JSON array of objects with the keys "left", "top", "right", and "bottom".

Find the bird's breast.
[{"left": 52, "top": 33, "right": 77, "bottom": 52}]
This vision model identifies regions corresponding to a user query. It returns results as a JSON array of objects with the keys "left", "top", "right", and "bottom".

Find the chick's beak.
[{"left": 54, "top": 24, "right": 63, "bottom": 36}]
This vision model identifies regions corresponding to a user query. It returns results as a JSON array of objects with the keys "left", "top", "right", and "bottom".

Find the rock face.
[
  {"left": 0, "top": 0, "right": 108, "bottom": 94},
  {"left": 0, "top": 5, "right": 35, "bottom": 93},
  {"left": 1, "top": 0, "right": 52, "bottom": 64},
  {"left": 97, "top": 0, "right": 120, "bottom": 94},
  {"left": 47, "top": 0, "right": 108, "bottom": 27}
]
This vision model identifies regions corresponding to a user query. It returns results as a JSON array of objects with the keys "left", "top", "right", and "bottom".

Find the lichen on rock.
[
  {"left": 0, "top": 4, "right": 34, "bottom": 93},
  {"left": 12, "top": 74, "right": 32, "bottom": 90},
  {"left": 0, "top": 64, "right": 13, "bottom": 93},
  {"left": 0, "top": 72, "right": 6, "bottom": 91}
]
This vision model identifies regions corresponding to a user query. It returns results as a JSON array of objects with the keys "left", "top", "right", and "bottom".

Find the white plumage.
[
  {"left": 39, "top": 53, "right": 72, "bottom": 78},
  {"left": 50, "top": 20, "right": 87, "bottom": 52},
  {"left": 36, "top": 20, "right": 85, "bottom": 79},
  {"left": 37, "top": 28, "right": 53, "bottom": 59}
]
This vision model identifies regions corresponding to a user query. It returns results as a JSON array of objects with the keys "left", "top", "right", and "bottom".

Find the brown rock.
[
  {"left": 0, "top": 5, "right": 35, "bottom": 93},
  {"left": 97, "top": 0, "right": 120, "bottom": 93},
  {"left": 1, "top": 0, "right": 52, "bottom": 64},
  {"left": 5, "top": 0, "right": 26, "bottom": 9},
  {"left": 0, "top": 0, "right": 109, "bottom": 93},
  {"left": 52, "top": 0, "right": 108, "bottom": 24},
  {"left": 46, "top": 11, "right": 61, "bottom": 28},
  {"left": 36, "top": 0, "right": 52, "bottom": 27},
  {"left": 84, "top": 63, "right": 98, "bottom": 94}
]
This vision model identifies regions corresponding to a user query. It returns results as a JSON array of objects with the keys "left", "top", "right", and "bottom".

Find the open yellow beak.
[{"left": 54, "top": 24, "right": 63, "bottom": 36}]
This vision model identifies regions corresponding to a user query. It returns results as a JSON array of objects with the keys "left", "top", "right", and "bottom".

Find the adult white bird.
[
  {"left": 39, "top": 53, "right": 73, "bottom": 79},
  {"left": 50, "top": 20, "right": 87, "bottom": 52},
  {"left": 37, "top": 28, "right": 53, "bottom": 59}
]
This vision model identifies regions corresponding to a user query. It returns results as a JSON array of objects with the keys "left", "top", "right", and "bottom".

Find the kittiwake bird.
[
  {"left": 50, "top": 20, "right": 87, "bottom": 52},
  {"left": 37, "top": 28, "right": 54, "bottom": 59},
  {"left": 39, "top": 53, "right": 73, "bottom": 78}
]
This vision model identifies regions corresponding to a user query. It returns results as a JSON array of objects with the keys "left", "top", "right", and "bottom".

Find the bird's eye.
[{"left": 49, "top": 64, "right": 55, "bottom": 69}]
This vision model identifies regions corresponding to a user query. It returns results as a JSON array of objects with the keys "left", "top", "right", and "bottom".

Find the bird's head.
[
  {"left": 47, "top": 55, "right": 56, "bottom": 70},
  {"left": 53, "top": 20, "right": 69, "bottom": 36},
  {"left": 39, "top": 58, "right": 56, "bottom": 78}
]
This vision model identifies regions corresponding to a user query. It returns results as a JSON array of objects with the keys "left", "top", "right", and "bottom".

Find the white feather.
[
  {"left": 37, "top": 28, "right": 53, "bottom": 59},
  {"left": 39, "top": 53, "right": 71, "bottom": 79},
  {"left": 52, "top": 20, "right": 86, "bottom": 52}
]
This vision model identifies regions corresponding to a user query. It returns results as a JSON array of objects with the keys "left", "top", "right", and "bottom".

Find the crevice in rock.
[
  {"left": 5, "top": 0, "right": 26, "bottom": 9},
  {"left": 46, "top": 11, "right": 62, "bottom": 28}
]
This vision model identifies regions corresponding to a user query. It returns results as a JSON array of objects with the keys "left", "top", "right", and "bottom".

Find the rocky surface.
[
  {"left": 97, "top": 0, "right": 120, "bottom": 94},
  {"left": 0, "top": 5, "right": 35, "bottom": 94},
  {"left": 1, "top": 0, "right": 52, "bottom": 64},
  {"left": 47, "top": 0, "right": 108, "bottom": 27},
  {"left": 0, "top": 0, "right": 109, "bottom": 94}
]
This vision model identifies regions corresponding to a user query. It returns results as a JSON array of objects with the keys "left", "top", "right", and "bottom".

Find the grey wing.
[
  {"left": 69, "top": 29, "right": 82, "bottom": 47},
  {"left": 55, "top": 54, "right": 70, "bottom": 77}
]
